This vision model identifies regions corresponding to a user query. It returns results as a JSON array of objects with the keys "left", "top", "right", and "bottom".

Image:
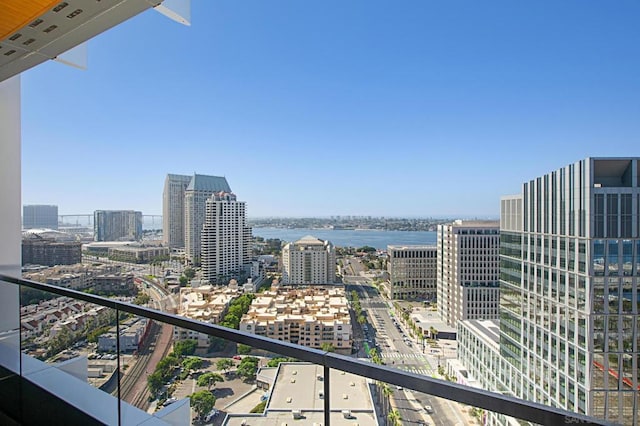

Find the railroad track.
[
  {"left": 115, "top": 322, "right": 158, "bottom": 402},
  {"left": 116, "top": 321, "right": 174, "bottom": 411}
]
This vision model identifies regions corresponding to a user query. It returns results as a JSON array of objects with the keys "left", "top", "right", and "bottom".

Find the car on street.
[
  {"left": 163, "top": 398, "right": 177, "bottom": 407},
  {"left": 204, "top": 408, "right": 219, "bottom": 422}
]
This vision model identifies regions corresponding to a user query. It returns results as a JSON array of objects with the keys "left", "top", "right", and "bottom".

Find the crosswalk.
[
  {"left": 398, "top": 366, "right": 433, "bottom": 376},
  {"left": 381, "top": 352, "right": 425, "bottom": 359}
]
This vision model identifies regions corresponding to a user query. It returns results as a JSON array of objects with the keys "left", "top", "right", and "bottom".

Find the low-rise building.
[
  {"left": 91, "top": 273, "right": 135, "bottom": 295},
  {"left": 239, "top": 287, "right": 352, "bottom": 354},
  {"left": 174, "top": 286, "right": 240, "bottom": 348},
  {"left": 23, "top": 263, "right": 123, "bottom": 291},
  {"left": 97, "top": 317, "right": 149, "bottom": 353},
  {"left": 22, "top": 234, "right": 82, "bottom": 266},
  {"left": 108, "top": 245, "right": 169, "bottom": 263},
  {"left": 224, "top": 362, "right": 379, "bottom": 425}
]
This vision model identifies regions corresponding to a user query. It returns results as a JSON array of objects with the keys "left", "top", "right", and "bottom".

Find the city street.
[{"left": 343, "top": 257, "right": 475, "bottom": 426}]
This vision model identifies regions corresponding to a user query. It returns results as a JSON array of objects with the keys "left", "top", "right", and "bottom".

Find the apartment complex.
[
  {"left": 387, "top": 245, "right": 437, "bottom": 300},
  {"left": 93, "top": 210, "right": 142, "bottom": 242},
  {"left": 200, "top": 191, "right": 252, "bottom": 284},
  {"left": 437, "top": 220, "right": 500, "bottom": 327},
  {"left": 23, "top": 204, "right": 58, "bottom": 230},
  {"left": 281, "top": 236, "right": 336, "bottom": 284},
  {"left": 24, "top": 263, "right": 132, "bottom": 294},
  {"left": 162, "top": 174, "right": 192, "bottom": 248},
  {"left": 458, "top": 158, "right": 640, "bottom": 426},
  {"left": 239, "top": 287, "right": 352, "bottom": 354},
  {"left": 174, "top": 286, "right": 239, "bottom": 348},
  {"left": 22, "top": 235, "right": 81, "bottom": 266}
]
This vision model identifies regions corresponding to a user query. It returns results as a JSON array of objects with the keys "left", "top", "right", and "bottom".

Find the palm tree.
[
  {"left": 381, "top": 383, "right": 393, "bottom": 416},
  {"left": 387, "top": 409, "right": 402, "bottom": 426},
  {"left": 429, "top": 326, "right": 438, "bottom": 340}
]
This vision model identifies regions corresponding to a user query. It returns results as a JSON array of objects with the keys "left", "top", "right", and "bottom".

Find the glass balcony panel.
[
  {"left": 119, "top": 310, "right": 186, "bottom": 425},
  {"left": 19, "top": 284, "right": 119, "bottom": 424},
  {"left": 0, "top": 280, "right": 19, "bottom": 373},
  {"left": 0, "top": 274, "right": 614, "bottom": 425},
  {"left": 0, "top": 279, "right": 20, "bottom": 421}
]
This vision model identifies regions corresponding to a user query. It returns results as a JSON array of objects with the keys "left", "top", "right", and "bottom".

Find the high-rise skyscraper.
[
  {"left": 282, "top": 236, "right": 336, "bottom": 284},
  {"left": 437, "top": 220, "right": 500, "bottom": 327},
  {"left": 162, "top": 174, "right": 191, "bottom": 248},
  {"left": 23, "top": 205, "right": 58, "bottom": 230},
  {"left": 387, "top": 245, "right": 437, "bottom": 300},
  {"left": 184, "top": 174, "right": 232, "bottom": 263},
  {"left": 457, "top": 157, "right": 639, "bottom": 425},
  {"left": 201, "top": 191, "right": 252, "bottom": 284},
  {"left": 94, "top": 210, "right": 142, "bottom": 241}
]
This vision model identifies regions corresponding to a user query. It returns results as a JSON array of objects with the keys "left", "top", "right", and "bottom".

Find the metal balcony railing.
[{"left": 0, "top": 274, "right": 612, "bottom": 426}]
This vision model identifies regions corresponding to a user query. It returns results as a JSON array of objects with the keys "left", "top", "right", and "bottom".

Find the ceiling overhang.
[{"left": 0, "top": 0, "right": 163, "bottom": 82}]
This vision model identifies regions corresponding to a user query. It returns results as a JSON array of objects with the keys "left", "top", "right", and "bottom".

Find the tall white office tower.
[
  {"left": 436, "top": 220, "right": 500, "bottom": 327},
  {"left": 200, "top": 192, "right": 252, "bottom": 284},
  {"left": 183, "top": 174, "right": 231, "bottom": 263},
  {"left": 162, "top": 174, "right": 191, "bottom": 248},
  {"left": 281, "top": 236, "right": 336, "bottom": 284}
]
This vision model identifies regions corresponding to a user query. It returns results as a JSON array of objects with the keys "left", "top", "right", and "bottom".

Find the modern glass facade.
[{"left": 498, "top": 158, "right": 640, "bottom": 425}]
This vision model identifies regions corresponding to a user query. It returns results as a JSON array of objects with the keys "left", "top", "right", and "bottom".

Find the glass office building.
[{"left": 499, "top": 157, "right": 639, "bottom": 425}]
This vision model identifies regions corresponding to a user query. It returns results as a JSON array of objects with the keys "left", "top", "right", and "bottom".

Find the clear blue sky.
[{"left": 21, "top": 1, "right": 640, "bottom": 218}]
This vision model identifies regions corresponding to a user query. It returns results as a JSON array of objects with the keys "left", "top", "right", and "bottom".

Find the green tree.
[
  {"left": 321, "top": 342, "right": 335, "bottom": 352},
  {"left": 197, "top": 372, "right": 224, "bottom": 390},
  {"left": 184, "top": 267, "right": 196, "bottom": 280},
  {"left": 266, "top": 357, "right": 297, "bottom": 367},
  {"left": 429, "top": 326, "right": 438, "bottom": 339},
  {"left": 179, "top": 275, "right": 188, "bottom": 286},
  {"left": 173, "top": 339, "right": 197, "bottom": 357},
  {"left": 147, "top": 371, "right": 164, "bottom": 396},
  {"left": 182, "top": 357, "right": 203, "bottom": 372},
  {"left": 133, "top": 293, "right": 150, "bottom": 305},
  {"left": 357, "top": 246, "right": 377, "bottom": 253},
  {"left": 237, "top": 357, "right": 260, "bottom": 381},
  {"left": 208, "top": 337, "right": 227, "bottom": 352},
  {"left": 216, "top": 358, "right": 234, "bottom": 373},
  {"left": 190, "top": 390, "right": 215, "bottom": 420},
  {"left": 237, "top": 344, "right": 252, "bottom": 355},
  {"left": 388, "top": 409, "right": 402, "bottom": 426},
  {"left": 381, "top": 384, "right": 393, "bottom": 416}
]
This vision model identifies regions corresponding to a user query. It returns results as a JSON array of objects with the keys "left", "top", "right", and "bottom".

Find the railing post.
[
  {"left": 324, "top": 364, "right": 330, "bottom": 426},
  {"left": 116, "top": 307, "right": 122, "bottom": 426}
]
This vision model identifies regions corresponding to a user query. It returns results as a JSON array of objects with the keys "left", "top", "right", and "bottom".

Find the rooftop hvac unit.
[
  {"left": 292, "top": 410, "right": 303, "bottom": 419},
  {"left": 342, "top": 409, "right": 352, "bottom": 419}
]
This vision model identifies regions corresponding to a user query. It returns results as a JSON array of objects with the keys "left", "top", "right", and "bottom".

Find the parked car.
[
  {"left": 163, "top": 398, "right": 177, "bottom": 407},
  {"left": 204, "top": 408, "right": 219, "bottom": 422},
  {"left": 232, "top": 355, "right": 242, "bottom": 360}
]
